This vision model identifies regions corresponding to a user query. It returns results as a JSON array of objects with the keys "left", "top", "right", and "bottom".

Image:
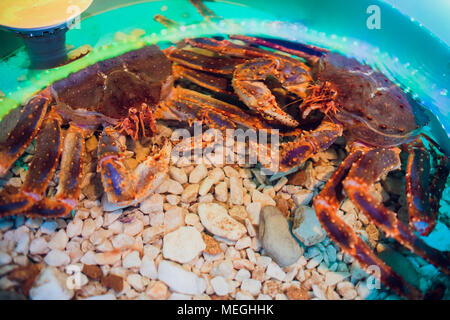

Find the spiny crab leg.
[
  {"left": 172, "top": 64, "right": 231, "bottom": 95},
  {"left": 98, "top": 127, "right": 171, "bottom": 207},
  {"left": 342, "top": 147, "right": 450, "bottom": 276},
  {"left": 0, "top": 111, "right": 62, "bottom": 217},
  {"left": 228, "top": 35, "right": 326, "bottom": 63},
  {"left": 254, "top": 119, "right": 343, "bottom": 172},
  {"left": 404, "top": 135, "right": 450, "bottom": 236},
  {"left": 0, "top": 89, "right": 51, "bottom": 176},
  {"left": 314, "top": 147, "right": 423, "bottom": 299},
  {"left": 404, "top": 139, "right": 434, "bottom": 235},
  {"left": 26, "top": 123, "right": 86, "bottom": 217},
  {"left": 281, "top": 120, "right": 342, "bottom": 167},
  {"left": 165, "top": 47, "right": 246, "bottom": 76},
  {"left": 157, "top": 87, "right": 275, "bottom": 132},
  {"left": 180, "top": 38, "right": 312, "bottom": 127}
]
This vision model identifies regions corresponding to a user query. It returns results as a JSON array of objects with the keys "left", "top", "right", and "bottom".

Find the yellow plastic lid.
[{"left": 0, "top": 0, "right": 92, "bottom": 31}]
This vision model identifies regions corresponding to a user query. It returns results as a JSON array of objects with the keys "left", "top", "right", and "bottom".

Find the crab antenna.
[{"left": 420, "top": 132, "right": 447, "bottom": 155}]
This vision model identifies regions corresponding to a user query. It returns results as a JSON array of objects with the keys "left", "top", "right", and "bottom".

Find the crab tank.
[{"left": 0, "top": 0, "right": 449, "bottom": 301}]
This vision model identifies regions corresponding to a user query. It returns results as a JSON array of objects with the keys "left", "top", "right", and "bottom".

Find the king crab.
[
  {"left": 0, "top": 28, "right": 448, "bottom": 298},
  {"left": 157, "top": 32, "right": 450, "bottom": 299}
]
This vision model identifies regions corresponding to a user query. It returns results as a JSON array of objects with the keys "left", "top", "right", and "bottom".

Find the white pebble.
[
  {"left": 158, "top": 260, "right": 206, "bottom": 295},
  {"left": 123, "top": 251, "right": 141, "bottom": 268},
  {"left": 48, "top": 230, "right": 69, "bottom": 251},
  {"left": 140, "top": 255, "right": 158, "bottom": 279},
  {"left": 241, "top": 278, "right": 261, "bottom": 296},
  {"left": 163, "top": 226, "right": 205, "bottom": 264},
  {"left": 44, "top": 250, "right": 70, "bottom": 267},
  {"left": 266, "top": 262, "right": 286, "bottom": 281},
  {"left": 210, "top": 276, "right": 230, "bottom": 296}
]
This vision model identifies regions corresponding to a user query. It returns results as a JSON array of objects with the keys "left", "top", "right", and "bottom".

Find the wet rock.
[
  {"left": 29, "top": 267, "right": 74, "bottom": 300},
  {"left": 325, "top": 271, "right": 351, "bottom": 286},
  {"left": 214, "top": 181, "right": 228, "bottom": 202},
  {"left": 210, "top": 276, "right": 230, "bottom": 296},
  {"left": 275, "top": 195, "right": 291, "bottom": 217},
  {"left": 202, "top": 233, "right": 222, "bottom": 255},
  {"left": 123, "top": 251, "right": 141, "bottom": 268},
  {"left": 66, "top": 218, "right": 83, "bottom": 238},
  {"left": 82, "top": 265, "right": 103, "bottom": 281},
  {"left": 146, "top": 281, "right": 169, "bottom": 299},
  {"left": 181, "top": 184, "right": 199, "bottom": 203},
  {"left": 241, "top": 278, "right": 262, "bottom": 296},
  {"left": 229, "top": 176, "right": 244, "bottom": 205},
  {"left": 336, "top": 281, "right": 357, "bottom": 300},
  {"left": 169, "top": 166, "right": 188, "bottom": 184},
  {"left": 292, "top": 189, "right": 314, "bottom": 207},
  {"left": 101, "top": 274, "right": 124, "bottom": 293},
  {"left": 252, "top": 190, "right": 276, "bottom": 207},
  {"left": 286, "top": 286, "right": 310, "bottom": 300},
  {"left": 158, "top": 260, "right": 206, "bottom": 295},
  {"left": 127, "top": 274, "right": 145, "bottom": 292},
  {"left": 164, "top": 207, "right": 185, "bottom": 233},
  {"left": 292, "top": 206, "right": 326, "bottom": 246},
  {"left": 259, "top": 206, "right": 303, "bottom": 267},
  {"left": 140, "top": 194, "right": 164, "bottom": 214},
  {"left": 40, "top": 222, "right": 57, "bottom": 235},
  {"left": 199, "top": 168, "right": 225, "bottom": 196},
  {"left": 228, "top": 206, "right": 248, "bottom": 223},
  {"left": 123, "top": 219, "right": 144, "bottom": 237},
  {"left": 246, "top": 202, "right": 262, "bottom": 225},
  {"left": 29, "top": 238, "right": 49, "bottom": 255},
  {"left": 44, "top": 250, "right": 70, "bottom": 267},
  {"left": 266, "top": 262, "right": 286, "bottom": 281},
  {"left": 163, "top": 227, "right": 205, "bottom": 263},
  {"left": 140, "top": 255, "right": 157, "bottom": 279},
  {"left": 95, "top": 251, "right": 121, "bottom": 265},
  {"left": 189, "top": 164, "right": 208, "bottom": 184},
  {"left": 0, "top": 251, "right": 12, "bottom": 266},
  {"left": 48, "top": 230, "right": 68, "bottom": 251},
  {"left": 157, "top": 178, "right": 183, "bottom": 195},
  {"left": 198, "top": 203, "right": 246, "bottom": 241}
]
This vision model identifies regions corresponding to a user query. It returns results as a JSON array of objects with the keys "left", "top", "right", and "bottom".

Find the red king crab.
[
  {"left": 164, "top": 34, "right": 449, "bottom": 299},
  {"left": 0, "top": 32, "right": 449, "bottom": 299}
]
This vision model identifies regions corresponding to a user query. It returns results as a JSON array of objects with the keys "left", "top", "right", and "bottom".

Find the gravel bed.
[{"left": 0, "top": 123, "right": 449, "bottom": 300}]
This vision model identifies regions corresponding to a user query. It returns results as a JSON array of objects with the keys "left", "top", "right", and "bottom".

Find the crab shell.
[
  {"left": 316, "top": 52, "right": 427, "bottom": 147},
  {"left": 51, "top": 45, "right": 174, "bottom": 127}
]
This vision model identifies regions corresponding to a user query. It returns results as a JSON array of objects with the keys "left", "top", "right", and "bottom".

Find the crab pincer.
[{"left": 98, "top": 127, "right": 171, "bottom": 207}]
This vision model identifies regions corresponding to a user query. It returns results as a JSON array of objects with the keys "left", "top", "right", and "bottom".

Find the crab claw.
[
  {"left": 232, "top": 58, "right": 311, "bottom": 127},
  {"left": 98, "top": 127, "right": 171, "bottom": 207}
]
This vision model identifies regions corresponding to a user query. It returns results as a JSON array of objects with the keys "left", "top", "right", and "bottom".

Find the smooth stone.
[
  {"left": 210, "top": 276, "right": 230, "bottom": 296},
  {"left": 122, "top": 251, "right": 141, "bottom": 268},
  {"left": 0, "top": 251, "right": 12, "bottom": 266},
  {"left": 158, "top": 260, "right": 206, "bottom": 295},
  {"left": 44, "top": 250, "right": 70, "bottom": 267},
  {"left": 140, "top": 255, "right": 158, "bottom": 279},
  {"left": 140, "top": 194, "right": 164, "bottom": 214},
  {"left": 29, "top": 267, "right": 74, "bottom": 300},
  {"left": 198, "top": 203, "right": 246, "bottom": 241},
  {"left": 259, "top": 206, "right": 303, "bottom": 267},
  {"left": 162, "top": 226, "right": 205, "bottom": 263}
]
